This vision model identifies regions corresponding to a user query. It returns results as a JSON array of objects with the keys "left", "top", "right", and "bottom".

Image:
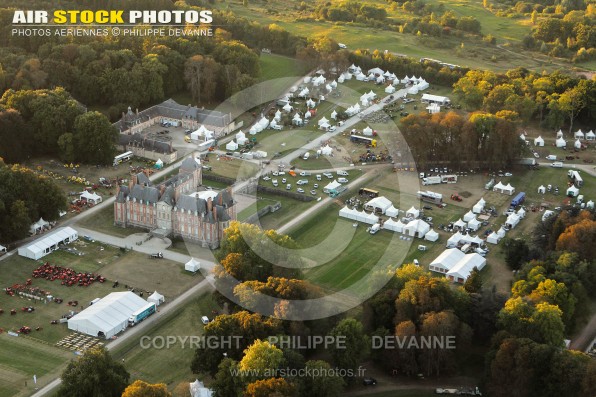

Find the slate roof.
[
  {"left": 175, "top": 195, "right": 207, "bottom": 214},
  {"left": 129, "top": 185, "right": 160, "bottom": 204},
  {"left": 119, "top": 134, "right": 174, "bottom": 154},
  {"left": 115, "top": 186, "right": 129, "bottom": 203}
]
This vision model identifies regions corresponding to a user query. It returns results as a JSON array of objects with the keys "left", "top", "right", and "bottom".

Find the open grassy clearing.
[
  {"left": 259, "top": 53, "right": 308, "bottom": 81},
  {"left": 0, "top": 335, "right": 72, "bottom": 397},
  {"left": 203, "top": 154, "right": 259, "bottom": 180},
  {"left": 76, "top": 205, "right": 146, "bottom": 237},
  {"left": 112, "top": 294, "right": 221, "bottom": 392},
  {"left": 212, "top": 1, "right": 577, "bottom": 72}
]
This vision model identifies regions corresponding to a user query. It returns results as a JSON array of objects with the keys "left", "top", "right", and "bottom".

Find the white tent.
[
  {"left": 424, "top": 229, "right": 439, "bottom": 242},
  {"left": 362, "top": 126, "right": 373, "bottom": 136},
  {"left": 339, "top": 206, "right": 359, "bottom": 221},
  {"left": 147, "top": 291, "right": 165, "bottom": 306},
  {"left": 386, "top": 218, "right": 405, "bottom": 233},
  {"left": 321, "top": 145, "right": 333, "bottom": 156},
  {"left": 463, "top": 211, "right": 476, "bottom": 222},
  {"left": 386, "top": 205, "right": 399, "bottom": 218},
  {"left": 472, "top": 200, "right": 485, "bottom": 214},
  {"left": 486, "top": 232, "right": 500, "bottom": 245},
  {"left": 586, "top": 200, "right": 594, "bottom": 209},
  {"left": 368, "top": 67, "right": 384, "bottom": 76},
  {"left": 430, "top": 248, "right": 465, "bottom": 273},
  {"left": 282, "top": 103, "right": 293, "bottom": 112},
  {"left": 355, "top": 72, "right": 366, "bottom": 81},
  {"left": 517, "top": 207, "right": 526, "bottom": 219},
  {"left": 269, "top": 119, "right": 279, "bottom": 129},
  {"left": 556, "top": 137, "right": 567, "bottom": 148},
  {"left": 363, "top": 211, "right": 379, "bottom": 225},
  {"left": 426, "top": 103, "right": 440, "bottom": 114},
  {"left": 304, "top": 111, "right": 312, "bottom": 119},
  {"left": 80, "top": 191, "right": 102, "bottom": 204},
  {"left": 319, "top": 122, "right": 331, "bottom": 131},
  {"left": 538, "top": 185, "right": 546, "bottom": 194},
  {"left": 506, "top": 213, "right": 521, "bottom": 229},
  {"left": 385, "top": 85, "right": 396, "bottom": 94},
  {"left": 556, "top": 129, "right": 563, "bottom": 138},
  {"left": 542, "top": 210, "right": 555, "bottom": 222},
  {"left": 566, "top": 185, "right": 579, "bottom": 197},
  {"left": 406, "top": 206, "right": 420, "bottom": 218},
  {"left": 318, "top": 116, "right": 329, "bottom": 126},
  {"left": 18, "top": 227, "right": 78, "bottom": 260},
  {"left": 401, "top": 75, "right": 410, "bottom": 84},
  {"left": 503, "top": 183, "right": 515, "bottom": 195},
  {"left": 446, "top": 232, "right": 463, "bottom": 248},
  {"left": 225, "top": 141, "right": 239, "bottom": 151},
  {"left": 185, "top": 258, "right": 201, "bottom": 273},
  {"left": 68, "top": 291, "right": 149, "bottom": 338},
  {"left": 416, "top": 80, "right": 429, "bottom": 90},
  {"left": 338, "top": 74, "right": 345, "bottom": 83},
  {"left": 29, "top": 217, "right": 50, "bottom": 235},
  {"left": 306, "top": 99, "right": 316, "bottom": 108},
  {"left": 497, "top": 227, "right": 507, "bottom": 238},
  {"left": 446, "top": 253, "right": 486, "bottom": 283},
  {"left": 519, "top": 133, "right": 527, "bottom": 143},
  {"left": 574, "top": 129, "right": 584, "bottom": 139},
  {"left": 190, "top": 379, "right": 213, "bottom": 397},
  {"left": 236, "top": 132, "right": 248, "bottom": 145},
  {"left": 574, "top": 139, "right": 582, "bottom": 149},
  {"left": 586, "top": 130, "right": 595, "bottom": 141},
  {"left": 408, "top": 86, "right": 419, "bottom": 95},
  {"left": 0, "top": 245, "right": 7, "bottom": 253},
  {"left": 312, "top": 75, "right": 325, "bottom": 86},
  {"left": 404, "top": 219, "right": 430, "bottom": 238},
  {"left": 376, "top": 76, "right": 385, "bottom": 84},
  {"left": 468, "top": 218, "right": 481, "bottom": 231},
  {"left": 534, "top": 136, "right": 545, "bottom": 146},
  {"left": 364, "top": 196, "right": 393, "bottom": 214},
  {"left": 298, "top": 88, "right": 309, "bottom": 98},
  {"left": 454, "top": 219, "right": 467, "bottom": 230},
  {"left": 323, "top": 180, "right": 342, "bottom": 193},
  {"left": 330, "top": 110, "right": 338, "bottom": 120}
]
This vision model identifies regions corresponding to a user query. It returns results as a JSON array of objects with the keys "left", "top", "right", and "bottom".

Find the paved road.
[
  {"left": 539, "top": 161, "right": 596, "bottom": 177},
  {"left": 569, "top": 312, "right": 596, "bottom": 352}
]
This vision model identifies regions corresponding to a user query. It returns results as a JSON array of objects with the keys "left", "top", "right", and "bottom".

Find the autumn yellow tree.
[{"left": 121, "top": 380, "right": 171, "bottom": 397}]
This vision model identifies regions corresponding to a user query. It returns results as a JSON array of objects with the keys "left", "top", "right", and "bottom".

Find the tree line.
[
  {"left": 400, "top": 111, "right": 522, "bottom": 170},
  {"left": 0, "top": 159, "right": 67, "bottom": 243},
  {"left": 453, "top": 67, "right": 596, "bottom": 131},
  {"left": 0, "top": 88, "right": 118, "bottom": 165}
]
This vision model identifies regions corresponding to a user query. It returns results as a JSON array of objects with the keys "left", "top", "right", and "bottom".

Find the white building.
[
  {"left": 421, "top": 94, "right": 450, "bottom": 105},
  {"left": 364, "top": 196, "right": 393, "bottom": 214},
  {"left": 429, "top": 248, "right": 465, "bottom": 274},
  {"left": 18, "top": 227, "right": 78, "bottom": 260},
  {"left": 404, "top": 219, "right": 431, "bottom": 238},
  {"left": 67, "top": 291, "right": 149, "bottom": 338}
]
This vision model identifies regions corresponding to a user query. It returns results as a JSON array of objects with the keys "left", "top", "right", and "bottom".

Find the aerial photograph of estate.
[{"left": 0, "top": 0, "right": 594, "bottom": 396}]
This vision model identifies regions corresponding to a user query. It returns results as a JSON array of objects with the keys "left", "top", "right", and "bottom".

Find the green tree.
[
  {"left": 8, "top": 200, "right": 31, "bottom": 242},
  {"left": 57, "top": 133, "right": 75, "bottom": 163},
  {"left": 58, "top": 346, "right": 129, "bottom": 397},
  {"left": 298, "top": 360, "right": 345, "bottom": 397},
  {"left": 463, "top": 267, "right": 482, "bottom": 293},
  {"left": 239, "top": 340, "right": 284, "bottom": 381},
  {"left": 244, "top": 378, "right": 295, "bottom": 397},
  {"left": 211, "top": 358, "right": 243, "bottom": 397},
  {"left": 73, "top": 111, "right": 118, "bottom": 165},
  {"left": 328, "top": 318, "right": 369, "bottom": 376}
]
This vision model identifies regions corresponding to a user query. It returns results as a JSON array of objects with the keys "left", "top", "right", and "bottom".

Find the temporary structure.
[
  {"left": 383, "top": 218, "right": 404, "bottom": 233},
  {"left": 556, "top": 129, "right": 563, "bottom": 138},
  {"left": 463, "top": 210, "right": 476, "bottom": 222},
  {"left": 364, "top": 196, "right": 393, "bottom": 214},
  {"left": 493, "top": 181, "right": 515, "bottom": 195},
  {"left": 586, "top": 130, "right": 595, "bottom": 141},
  {"left": 486, "top": 232, "right": 500, "bottom": 245},
  {"left": 406, "top": 206, "right": 420, "bottom": 218},
  {"left": 566, "top": 185, "right": 579, "bottom": 197},
  {"left": 468, "top": 218, "right": 481, "bottom": 231},
  {"left": 505, "top": 213, "right": 521, "bottom": 229},
  {"left": 29, "top": 217, "right": 50, "bottom": 235},
  {"left": 185, "top": 258, "right": 201, "bottom": 273},
  {"left": 517, "top": 207, "right": 526, "bottom": 218},
  {"left": 429, "top": 248, "right": 465, "bottom": 273},
  {"left": 454, "top": 219, "right": 467, "bottom": 230},
  {"left": 537, "top": 185, "right": 546, "bottom": 194},
  {"left": 330, "top": 110, "right": 338, "bottom": 120},
  {"left": 147, "top": 291, "right": 165, "bottom": 306},
  {"left": 404, "top": 219, "right": 430, "bottom": 238},
  {"left": 19, "top": 227, "right": 78, "bottom": 260},
  {"left": 225, "top": 141, "right": 239, "bottom": 151},
  {"left": 534, "top": 136, "right": 545, "bottom": 146},
  {"left": 68, "top": 291, "right": 149, "bottom": 339},
  {"left": 446, "top": 232, "right": 463, "bottom": 248},
  {"left": 363, "top": 126, "right": 373, "bottom": 136},
  {"left": 556, "top": 137, "right": 566, "bottom": 148},
  {"left": 472, "top": 199, "right": 485, "bottom": 214},
  {"left": 446, "top": 253, "right": 486, "bottom": 283},
  {"left": 236, "top": 131, "right": 248, "bottom": 145},
  {"left": 586, "top": 200, "right": 594, "bottom": 209},
  {"left": 154, "top": 159, "right": 163, "bottom": 169},
  {"left": 320, "top": 145, "right": 333, "bottom": 156},
  {"left": 497, "top": 227, "right": 507, "bottom": 238},
  {"left": 574, "top": 139, "right": 582, "bottom": 149},
  {"left": 386, "top": 205, "right": 399, "bottom": 217},
  {"left": 318, "top": 116, "right": 329, "bottom": 126},
  {"left": 574, "top": 129, "right": 584, "bottom": 139},
  {"left": 80, "top": 191, "right": 102, "bottom": 205},
  {"left": 424, "top": 229, "right": 439, "bottom": 242},
  {"left": 385, "top": 85, "right": 396, "bottom": 94},
  {"left": 190, "top": 379, "right": 213, "bottom": 397}
]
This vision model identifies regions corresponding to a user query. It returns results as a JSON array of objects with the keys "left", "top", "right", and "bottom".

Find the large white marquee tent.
[
  {"left": 18, "top": 227, "right": 78, "bottom": 260},
  {"left": 67, "top": 291, "right": 149, "bottom": 338}
]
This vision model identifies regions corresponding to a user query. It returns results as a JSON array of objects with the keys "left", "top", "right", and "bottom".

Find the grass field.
[
  {"left": 77, "top": 205, "right": 145, "bottom": 238},
  {"left": 259, "top": 53, "right": 307, "bottom": 81},
  {"left": 112, "top": 294, "right": 221, "bottom": 393},
  {"left": 203, "top": 155, "right": 259, "bottom": 180}
]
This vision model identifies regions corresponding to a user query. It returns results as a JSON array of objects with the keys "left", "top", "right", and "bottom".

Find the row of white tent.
[
  {"left": 493, "top": 181, "right": 516, "bottom": 195},
  {"left": 555, "top": 129, "right": 596, "bottom": 140},
  {"left": 555, "top": 137, "right": 584, "bottom": 149},
  {"left": 339, "top": 206, "right": 433, "bottom": 239},
  {"left": 429, "top": 248, "right": 487, "bottom": 283}
]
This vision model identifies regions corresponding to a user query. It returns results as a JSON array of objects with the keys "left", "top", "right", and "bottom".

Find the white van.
[
  {"left": 201, "top": 316, "right": 210, "bottom": 325},
  {"left": 337, "top": 178, "right": 349, "bottom": 183},
  {"left": 546, "top": 155, "right": 557, "bottom": 161},
  {"left": 337, "top": 170, "right": 349, "bottom": 176},
  {"left": 316, "top": 174, "right": 322, "bottom": 181},
  {"left": 551, "top": 162, "right": 563, "bottom": 168}
]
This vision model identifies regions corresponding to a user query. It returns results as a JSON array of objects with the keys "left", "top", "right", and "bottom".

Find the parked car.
[
  {"left": 337, "top": 178, "right": 349, "bottom": 183},
  {"left": 286, "top": 184, "right": 291, "bottom": 190},
  {"left": 297, "top": 188, "right": 304, "bottom": 193},
  {"left": 201, "top": 316, "right": 210, "bottom": 325},
  {"left": 282, "top": 178, "right": 287, "bottom": 183},
  {"left": 262, "top": 176, "right": 271, "bottom": 181},
  {"left": 362, "top": 378, "right": 377, "bottom": 386},
  {"left": 313, "top": 184, "right": 318, "bottom": 188},
  {"left": 310, "top": 190, "right": 317, "bottom": 195}
]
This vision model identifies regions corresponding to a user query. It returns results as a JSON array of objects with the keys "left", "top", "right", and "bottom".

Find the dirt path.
[{"left": 569, "top": 312, "right": 596, "bottom": 352}]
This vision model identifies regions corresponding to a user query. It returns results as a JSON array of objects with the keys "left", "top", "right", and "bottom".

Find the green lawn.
[
  {"left": 259, "top": 53, "right": 307, "bottom": 81},
  {"left": 77, "top": 205, "right": 146, "bottom": 238},
  {"left": 204, "top": 155, "right": 259, "bottom": 180}
]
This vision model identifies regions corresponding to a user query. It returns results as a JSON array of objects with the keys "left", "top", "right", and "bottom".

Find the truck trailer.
[
  {"left": 510, "top": 192, "right": 526, "bottom": 207},
  {"left": 128, "top": 302, "right": 157, "bottom": 326},
  {"left": 441, "top": 174, "right": 458, "bottom": 183},
  {"left": 422, "top": 176, "right": 441, "bottom": 185}
]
